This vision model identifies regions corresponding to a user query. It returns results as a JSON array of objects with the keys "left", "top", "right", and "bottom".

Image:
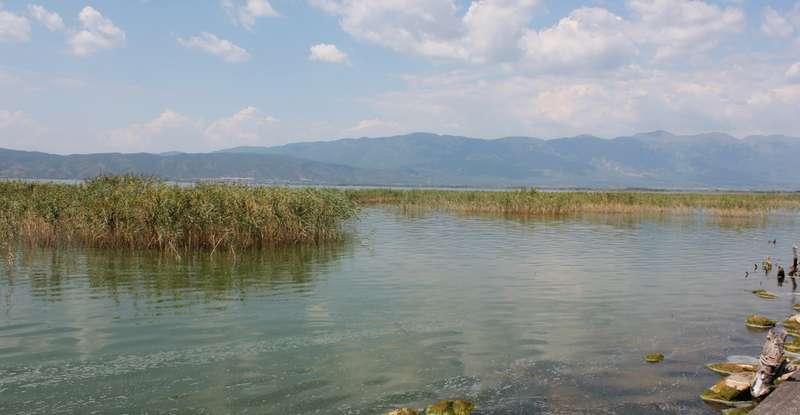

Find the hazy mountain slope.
[
  {"left": 223, "top": 132, "right": 800, "bottom": 188},
  {"left": 3, "top": 131, "right": 800, "bottom": 189},
  {"left": 0, "top": 149, "right": 412, "bottom": 185}
]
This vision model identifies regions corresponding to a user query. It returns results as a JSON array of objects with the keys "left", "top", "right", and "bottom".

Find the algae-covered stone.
[
  {"left": 386, "top": 409, "right": 419, "bottom": 415},
  {"left": 794, "top": 304, "right": 800, "bottom": 312},
  {"left": 745, "top": 315, "right": 776, "bottom": 329},
  {"left": 785, "top": 337, "right": 800, "bottom": 353},
  {"left": 752, "top": 289, "right": 777, "bottom": 299},
  {"left": 644, "top": 353, "right": 665, "bottom": 363},
  {"left": 425, "top": 400, "right": 475, "bottom": 415},
  {"left": 700, "top": 373, "right": 754, "bottom": 407},
  {"left": 705, "top": 362, "right": 758, "bottom": 376},
  {"left": 783, "top": 315, "right": 800, "bottom": 335}
]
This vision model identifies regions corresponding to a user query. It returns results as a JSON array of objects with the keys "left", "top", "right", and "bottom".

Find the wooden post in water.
[{"left": 751, "top": 329, "right": 787, "bottom": 399}]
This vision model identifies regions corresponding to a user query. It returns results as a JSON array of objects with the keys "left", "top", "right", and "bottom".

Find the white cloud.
[
  {"left": 0, "top": 110, "right": 48, "bottom": 151},
  {"left": 314, "top": 0, "right": 542, "bottom": 63},
  {"left": 68, "top": 6, "right": 126, "bottom": 56},
  {"left": 309, "top": 43, "right": 349, "bottom": 63},
  {"left": 105, "top": 110, "right": 196, "bottom": 152},
  {"left": 0, "top": 9, "right": 31, "bottom": 42},
  {"left": 627, "top": 0, "right": 745, "bottom": 60},
  {"left": 204, "top": 107, "right": 278, "bottom": 147},
  {"left": 316, "top": 0, "right": 743, "bottom": 66},
  {"left": 363, "top": 63, "right": 800, "bottom": 139},
  {"left": 222, "top": 0, "right": 279, "bottom": 31},
  {"left": 178, "top": 32, "right": 251, "bottom": 63},
  {"left": 101, "top": 108, "right": 281, "bottom": 152},
  {"left": 346, "top": 118, "right": 401, "bottom": 136},
  {"left": 28, "top": 4, "right": 65, "bottom": 32},
  {"left": 461, "top": 0, "right": 541, "bottom": 63},
  {"left": 787, "top": 63, "right": 800, "bottom": 83},
  {"left": 520, "top": 7, "right": 637, "bottom": 72},
  {"left": 761, "top": 6, "right": 794, "bottom": 38}
]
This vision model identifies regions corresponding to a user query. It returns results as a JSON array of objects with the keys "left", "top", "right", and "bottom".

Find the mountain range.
[{"left": 1, "top": 131, "right": 799, "bottom": 189}]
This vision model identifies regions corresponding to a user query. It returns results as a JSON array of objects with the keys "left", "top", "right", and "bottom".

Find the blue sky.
[{"left": 1, "top": 0, "right": 799, "bottom": 153}]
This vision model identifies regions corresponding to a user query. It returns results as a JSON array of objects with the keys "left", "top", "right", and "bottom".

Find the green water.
[{"left": 2, "top": 208, "right": 799, "bottom": 414}]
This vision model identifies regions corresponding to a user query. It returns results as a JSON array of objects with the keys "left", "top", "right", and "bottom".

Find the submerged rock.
[
  {"left": 794, "top": 304, "right": 800, "bottom": 312},
  {"left": 722, "top": 406, "right": 753, "bottom": 415},
  {"left": 752, "top": 289, "right": 777, "bottom": 299},
  {"left": 700, "top": 373, "right": 754, "bottom": 407},
  {"left": 705, "top": 363, "right": 758, "bottom": 376},
  {"left": 745, "top": 315, "right": 776, "bottom": 329},
  {"left": 644, "top": 353, "right": 665, "bottom": 363},
  {"left": 425, "top": 400, "right": 475, "bottom": 415},
  {"left": 386, "top": 409, "right": 420, "bottom": 415}
]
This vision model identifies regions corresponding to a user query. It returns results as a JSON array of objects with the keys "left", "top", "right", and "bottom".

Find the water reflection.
[
  {"left": 387, "top": 206, "right": 791, "bottom": 232},
  {"left": 3, "top": 240, "right": 352, "bottom": 309}
]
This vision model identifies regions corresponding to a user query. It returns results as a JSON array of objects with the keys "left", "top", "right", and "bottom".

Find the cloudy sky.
[{"left": 1, "top": 0, "right": 799, "bottom": 153}]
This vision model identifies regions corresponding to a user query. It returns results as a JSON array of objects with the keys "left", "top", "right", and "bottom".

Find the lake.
[{"left": 2, "top": 208, "right": 798, "bottom": 414}]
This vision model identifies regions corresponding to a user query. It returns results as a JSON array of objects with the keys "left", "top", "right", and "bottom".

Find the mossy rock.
[
  {"left": 785, "top": 338, "right": 800, "bottom": 353},
  {"left": 644, "top": 353, "right": 665, "bottom": 363},
  {"left": 425, "top": 400, "right": 475, "bottom": 415},
  {"left": 752, "top": 289, "right": 777, "bottom": 299},
  {"left": 699, "top": 374, "right": 754, "bottom": 407},
  {"left": 386, "top": 409, "right": 419, "bottom": 415},
  {"left": 783, "top": 315, "right": 800, "bottom": 335},
  {"left": 705, "top": 363, "right": 757, "bottom": 376},
  {"left": 745, "top": 315, "right": 776, "bottom": 329}
]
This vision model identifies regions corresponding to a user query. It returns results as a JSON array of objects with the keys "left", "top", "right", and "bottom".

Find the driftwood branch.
[{"left": 751, "top": 329, "right": 787, "bottom": 399}]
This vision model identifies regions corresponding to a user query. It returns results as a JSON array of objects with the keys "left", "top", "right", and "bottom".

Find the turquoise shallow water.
[{"left": 1, "top": 208, "right": 799, "bottom": 414}]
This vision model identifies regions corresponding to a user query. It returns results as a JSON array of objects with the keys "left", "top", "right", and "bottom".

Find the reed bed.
[
  {"left": 0, "top": 176, "right": 357, "bottom": 254},
  {"left": 348, "top": 188, "right": 800, "bottom": 217}
]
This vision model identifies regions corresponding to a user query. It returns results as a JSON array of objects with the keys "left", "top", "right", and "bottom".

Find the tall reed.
[
  {"left": 348, "top": 188, "right": 800, "bottom": 217},
  {"left": 0, "top": 176, "right": 358, "bottom": 253}
]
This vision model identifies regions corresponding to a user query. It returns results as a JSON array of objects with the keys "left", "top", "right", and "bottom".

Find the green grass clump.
[
  {"left": 0, "top": 176, "right": 357, "bottom": 253},
  {"left": 348, "top": 188, "right": 800, "bottom": 217}
]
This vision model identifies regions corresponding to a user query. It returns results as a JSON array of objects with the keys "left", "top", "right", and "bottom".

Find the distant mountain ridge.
[
  {"left": 220, "top": 131, "right": 800, "bottom": 189},
  {"left": 1, "top": 131, "right": 799, "bottom": 189},
  {"left": 0, "top": 149, "right": 413, "bottom": 185}
]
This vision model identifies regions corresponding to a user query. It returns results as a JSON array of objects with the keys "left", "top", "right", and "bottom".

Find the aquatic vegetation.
[
  {"left": 644, "top": 353, "right": 665, "bottom": 363},
  {"left": 386, "top": 409, "right": 419, "bottom": 415},
  {"left": 745, "top": 315, "right": 776, "bottom": 329},
  {"left": 699, "top": 373, "right": 754, "bottom": 407},
  {"left": 0, "top": 176, "right": 358, "bottom": 252},
  {"left": 705, "top": 363, "right": 758, "bottom": 376},
  {"left": 348, "top": 188, "right": 800, "bottom": 217},
  {"left": 786, "top": 338, "right": 800, "bottom": 354},
  {"left": 425, "top": 400, "right": 475, "bottom": 415},
  {"left": 752, "top": 289, "right": 777, "bottom": 299}
]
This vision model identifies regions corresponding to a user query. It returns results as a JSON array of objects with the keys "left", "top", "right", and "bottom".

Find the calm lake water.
[{"left": 2, "top": 208, "right": 800, "bottom": 414}]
